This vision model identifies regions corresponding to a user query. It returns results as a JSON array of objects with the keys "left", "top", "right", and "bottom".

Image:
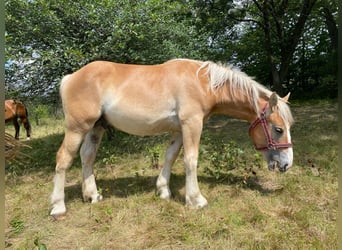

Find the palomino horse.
[
  {"left": 50, "top": 59, "right": 293, "bottom": 218},
  {"left": 5, "top": 99, "right": 31, "bottom": 140}
]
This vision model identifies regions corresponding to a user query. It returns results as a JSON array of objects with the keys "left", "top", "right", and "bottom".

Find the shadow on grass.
[
  {"left": 201, "top": 173, "right": 280, "bottom": 195},
  {"left": 5, "top": 130, "right": 168, "bottom": 176},
  {"left": 64, "top": 175, "right": 157, "bottom": 202},
  {"left": 63, "top": 171, "right": 278, "bottom": 206},
  {"left": 5, "top": 133, "right": 65, "bottom": 176}
]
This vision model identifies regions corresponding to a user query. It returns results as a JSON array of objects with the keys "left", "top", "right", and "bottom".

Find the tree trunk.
[
  {"left": 257, "top": 0, "right": 283, "bottom": 94},
  {"left": 254, "top": 0, "right": 317, "bottom": 95},
  {"left": 270, "top": 62, "right": 283, "bottom": 95},
  {"left": 322, "top": 6, "right": 338, "bottom": 52},
  {"left": 277, "top": 0, "right": 317, "bottom": 90},
  {"left": 322, "top": 5, "right": 338, "bottom": 77}
]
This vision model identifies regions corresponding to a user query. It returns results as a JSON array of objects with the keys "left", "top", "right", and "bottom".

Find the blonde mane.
[{"left": 198, "top": 61, "right": 293, "bottom": 125}]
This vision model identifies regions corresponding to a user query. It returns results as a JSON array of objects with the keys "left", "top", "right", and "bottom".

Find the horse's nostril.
[
  {"left": 279, "top": 164, "right": 288, "bottom": 173},
  {"left": 268, "top": 160, "right": 276, "bottom": 171}
]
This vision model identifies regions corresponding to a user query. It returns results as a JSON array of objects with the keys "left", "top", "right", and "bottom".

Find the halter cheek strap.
[{"left": 249, "top": 103, "right": 292, "bottom": 151}]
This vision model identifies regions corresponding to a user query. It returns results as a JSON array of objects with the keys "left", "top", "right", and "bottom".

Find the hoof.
[
  {"left": 51, "top": 212, "right": 67, "bottom": 221},
  {"left": 156, "top": 187, "right": 171, "bottom": 200},
  {"left": 91, "top": 194, "right": 103, "bottom": 203},
  {"left": 84, "top": 193, "right": 103, "bottom": 203},
  {"left": 50, "top": 204, "right": 67, "bottom": 220},
  {"left": 186, "top": 194, "right": 208, "bottom": 209}
]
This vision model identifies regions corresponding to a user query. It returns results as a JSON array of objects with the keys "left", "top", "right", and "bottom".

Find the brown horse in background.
[{"left": 5, "top": 99, "right": 31, "bottom": 140}]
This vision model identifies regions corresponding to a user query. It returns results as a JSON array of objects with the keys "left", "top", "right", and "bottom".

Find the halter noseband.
[{"left": 249, "top": 103, "right": 292, "bottom": 151}]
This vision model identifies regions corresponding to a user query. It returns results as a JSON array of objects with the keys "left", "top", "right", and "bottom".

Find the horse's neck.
[{"left": 211, "top": 98, "right": 266, "bottom": 123}]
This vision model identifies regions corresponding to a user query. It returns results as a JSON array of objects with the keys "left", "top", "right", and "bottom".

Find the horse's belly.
[{"left": 104, "top": 109, "right": 180, "bottom": 136}]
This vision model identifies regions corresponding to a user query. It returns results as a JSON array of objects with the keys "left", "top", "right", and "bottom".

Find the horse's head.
[{"left": 249, "top": 92, "right": 293, "bottom": 172}]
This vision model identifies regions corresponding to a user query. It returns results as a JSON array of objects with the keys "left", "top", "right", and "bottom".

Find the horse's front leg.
[
  {"left": 22, "top": 118, "right": 31, "bottom": 140},
  {"left": 181, "top": 117, "right": 208, "bottom": 209},
  {"left": 80, "top": 126, "right": 105, "bottom": 203},
  {"left": 156, "top": 132, "right": 183, "bottom": 200}
]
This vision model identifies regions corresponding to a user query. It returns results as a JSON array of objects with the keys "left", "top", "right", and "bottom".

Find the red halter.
[{"left": 249, "top": 104, "right": 292, "bottom": 151}]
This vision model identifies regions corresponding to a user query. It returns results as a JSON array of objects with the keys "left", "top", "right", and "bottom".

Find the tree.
[
  {"left": 285, "top": 0, "right": 338, "bottom": 98},
  {"left": 320, "top": 0, "right": 338, "bottom": 52},
  {"left": 191, "top": 0, "right": 238, "bottom": 61},
  {"left": 5, "top": 0, "right": 211, "bottom": 105},
  {"left": 222, "top": 0, "right": 335, "bottom": 97},
  {"left": 192, "top": 0, "right": 321, "bottom": 95},
  {"left": 247, "top": 0, "right": 318, "bottom": 95},
  {"left": 5, "top": 0, "right": 337, "bottom": 103}
]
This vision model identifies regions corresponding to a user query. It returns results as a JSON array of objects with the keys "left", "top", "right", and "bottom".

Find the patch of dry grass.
[{"left": 5, "top": 101, "right": 337, "bottom": 249}]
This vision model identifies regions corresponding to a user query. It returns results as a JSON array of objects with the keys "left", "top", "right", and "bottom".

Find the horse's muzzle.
[{"left": 268, "top": 160, "right": 289, "bottom": 172}]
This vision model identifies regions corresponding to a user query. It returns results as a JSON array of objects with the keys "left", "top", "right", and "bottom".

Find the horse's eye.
[{"left": 275, "top": 127, "right": 284, "bottom": 134}]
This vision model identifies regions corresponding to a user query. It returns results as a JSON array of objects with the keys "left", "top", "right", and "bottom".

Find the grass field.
[{"left": 5, "top": 101, "right": 337, "bottom": 249}]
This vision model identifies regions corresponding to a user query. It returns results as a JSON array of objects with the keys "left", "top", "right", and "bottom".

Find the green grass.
[{"left": 5, "top": 101, "right": 337, "bottom": 249}]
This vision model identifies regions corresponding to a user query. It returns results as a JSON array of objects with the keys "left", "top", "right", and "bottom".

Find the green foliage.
[
  {"left": 5, "top": 0, "right": 337, "bottom": 104},
  {"left": 9, "top": 216, "right": 24, "bottom": 234},
  {"left": 101, "top": 153, "right": 118, "bottom": 166},
  {"left": 32, "top": 104, "right": 50, "bottom": 125},
  {"left": 147, "top": 145, "right": 162, "bottom": 169},
  {"left": 5, "top": 0, "right": 211, "bottom": 103},
  {"left": 201, "top": 139, "right": 262, "bottom": 181},
  {"left": 223, "top": 0, "right": 336, "bottom": 98},
  {"left": 33, "top": 233, "right": 47, "bottom": 250}
]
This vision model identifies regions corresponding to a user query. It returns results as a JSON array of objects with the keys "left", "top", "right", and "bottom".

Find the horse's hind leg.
[
  {"left": 13, "top": 118, "right": 20, "bottom": 140},
  {"left": 156, "top": 132, "right": 183, "bottom": 200},
  {"left": 50, "top": 130, "right": 84, "bottom": 218},
  {"left": 80, "top": 124, "right": 105, "bottom": 203}
]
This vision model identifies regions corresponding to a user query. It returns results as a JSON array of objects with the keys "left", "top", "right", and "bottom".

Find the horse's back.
[
  {"left": 59, "top": 59, "right": 212, "bottom": 135},
  {"left": 59, "top": 60, "right": 202, "bottom": 105}
]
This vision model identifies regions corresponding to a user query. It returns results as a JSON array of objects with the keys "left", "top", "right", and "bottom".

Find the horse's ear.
[
  {"left": 282, "top": 92, "right": 291, "bottom": 103},
  {"left": 269, "top": 92, "right": 278, "bottom": 110}
]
